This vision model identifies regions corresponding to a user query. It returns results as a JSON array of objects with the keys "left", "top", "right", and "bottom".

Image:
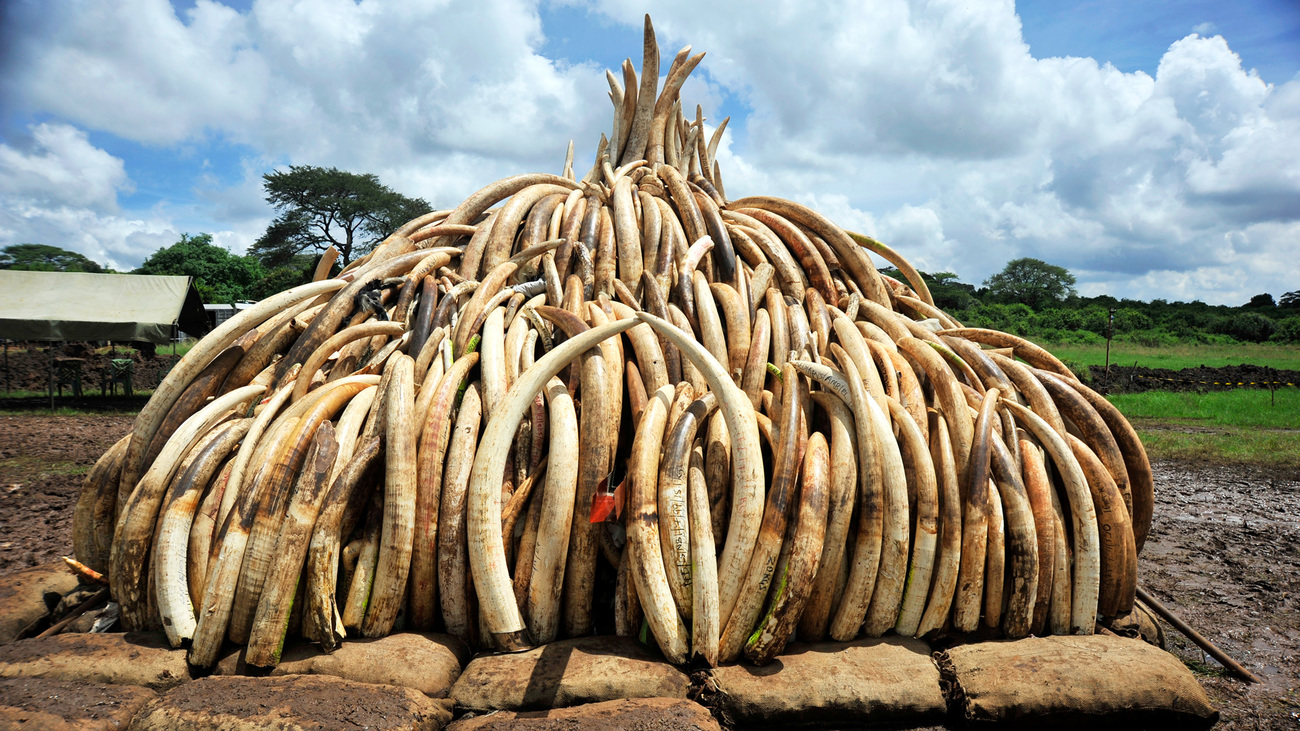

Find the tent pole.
[{"left": 49, "top": 343, "right": 55, "bottom": 411}]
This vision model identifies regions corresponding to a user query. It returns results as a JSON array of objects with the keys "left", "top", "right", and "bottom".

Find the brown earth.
[
  {"left": 0, "top": 414, "right": 133, "bottom": 575},
  {"left": 0, "top": 412, "right": 1295, "bottom": 728}
]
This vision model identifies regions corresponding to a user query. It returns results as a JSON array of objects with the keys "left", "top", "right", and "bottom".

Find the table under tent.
[{"left": 0, "top": 270, "right": 208, "bottom": 407}]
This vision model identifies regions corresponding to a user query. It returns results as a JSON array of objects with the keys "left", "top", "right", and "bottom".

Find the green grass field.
[
  {"left": 1048, "top": 341, "right": 1300, "bottom": 371},
  {"left": 1108, "top": 388, "right": 1300, "bottom": 470}
]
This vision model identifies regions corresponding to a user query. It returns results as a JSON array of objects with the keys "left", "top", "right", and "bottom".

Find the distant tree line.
[{"left": 886, "top": 257, "right": 1300, "bottom": 345}]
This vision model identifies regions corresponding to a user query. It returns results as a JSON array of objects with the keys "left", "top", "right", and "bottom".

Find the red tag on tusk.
[
  {"left": 613, "top": 478, "right": 626, "bottom": 520},
  {"left": 589, "top": 473, "right": 625, "bottom": 523},
  {"left": 590, "top": 493, "right": 616, "bottom": 523}
]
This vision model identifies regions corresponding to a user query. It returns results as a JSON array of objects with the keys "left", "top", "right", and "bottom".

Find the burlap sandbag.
[
  {"left": 0, "top": 631, "right": 188, "bottom": 689},
  {"left": 450, "top": 636, "right": 690, "bottom": 712},
  {"left": 0, "top": 676, "right": 157, "bottom": 731},
  {"left": 216, "top": 632, "right": 471, "bottom": 697},
  {"left": 448, "top": 697, "right": 721, "bottom": 731},
  {"left": 1107, "top": 601, "right": 1165, "bottom": 648},
  {"left": 0, "top": 563, "right": 80, "bottom": 644},
  {"left": 942, "top": 635, "right": 1218, "bottom": 729},
  {"left": 709, "top": 636, "right": 946, "bottom": 727},
  {"left": 127, "top": 674, "right": 454, "bottom": 731}
]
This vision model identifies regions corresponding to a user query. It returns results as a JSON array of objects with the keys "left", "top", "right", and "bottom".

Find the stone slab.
[
  {"left": 709, "top": 635, "right": 946, "bottom": 727},
  {"left": 216, "top": 632, "right": 471, "bottom": 698},
  {"left": 943, "top": 634, "right": 1218, "bottom": 728},
  {"left": 0, "top": 676, "right": 157, "bottom": 730},
  {"left": 451, "top": 636, "right": 690, "bottom": 712},
  {"left": 127, "top": 674, "right": 455, "bottom": 730},
  {"left": 0, "top": 631, "right": 189, "bottom": 689},
  {"left": 448, "top": 697, "right": 721, "bottom": 731}
]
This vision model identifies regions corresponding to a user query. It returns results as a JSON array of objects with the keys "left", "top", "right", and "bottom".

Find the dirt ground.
[
  {"left": 0, "top": 414, "right": 134, "bottom": 574},
  {"left": 0, "top": 412, "right": 1296, "bottom": 728}
]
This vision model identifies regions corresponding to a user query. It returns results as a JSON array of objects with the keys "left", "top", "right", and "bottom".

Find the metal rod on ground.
[
  {"left": 1105, "top": 307, "right": 1115, "bottom": 379},
  {"left": 1136, "top": 585, "right": 1264, "bottom": 684}
]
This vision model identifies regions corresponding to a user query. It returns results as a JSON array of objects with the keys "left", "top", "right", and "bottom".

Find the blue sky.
[
  {"left": 1018, "top": 0, "right": 1298, "bottom": 82},
  {"left": 1, "top": 0, "right": 1297, "bottom": 305}
]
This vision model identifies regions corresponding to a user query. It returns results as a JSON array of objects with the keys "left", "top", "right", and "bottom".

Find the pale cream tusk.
[
  {"left": 635, "top": 312, "right": 765, "bottom": 630},
  {"left": 888, "top": 398, "right": 939, "bottom": 637},
  {"left": 798, "top": 392, "right": 857, "bottom": 642},
  {"left": 361, "top": 355, "right": 418, "bottom": 637},
  {"left": 525, "top": 378, "right": 579, "bottom": 645},
  {"left": 626, "top": 384, "right": 690, "bottom": 663},
  {"left": 916, "top": 409, "right": 963, "bottom": 637},
  {"left": 1002, "top": 400, "right": 1100, "bottom": 634}
]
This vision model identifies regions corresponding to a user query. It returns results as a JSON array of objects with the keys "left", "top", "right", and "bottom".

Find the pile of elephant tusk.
[{"left": 74, "top": 16, "right": 1153, "bottom": 670}]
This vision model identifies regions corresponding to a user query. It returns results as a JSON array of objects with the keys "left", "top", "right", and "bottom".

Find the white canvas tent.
[{"left": 0, "top": 270, "right": 207, "bottom": 344}]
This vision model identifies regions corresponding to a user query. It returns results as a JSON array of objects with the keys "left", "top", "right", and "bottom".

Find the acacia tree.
[
  {"left": 0, "top": 243, "right": 105, "bottom": 272},
  {"left": 983, "top": 257, "right": 1077, "bottom": 310},
  {"left": 249, "top": 166, "right": 431, "bottom": 266}
]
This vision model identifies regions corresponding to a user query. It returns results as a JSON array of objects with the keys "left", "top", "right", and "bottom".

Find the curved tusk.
[
  {"left": 468, "top": 317, "right": 640, "bottom": 649},
  {"left": 633, "top": 311, "right": 765, "bottom": 628}
]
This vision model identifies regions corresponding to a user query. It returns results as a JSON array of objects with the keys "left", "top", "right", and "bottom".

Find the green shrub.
[
  {"left": 960, "top": 302, "right": 1034, "bottom": 333},
  {"left": 1113, "top": 308, "right": 1154, "bottom": 333},
  {"left": 1035, "top": 308, "right": 1069, "bottom": 331},
  {"left": 1273, "top": 317, "right": 1300, "bottom": 343},
  {"left": 1059, "top": 358, "right": 1092, "bottom": 383},
  {"left": 1048, "top": 329, "right": 1105, "bottom": 345},
  {"left": 1213, "top": 313, "right": 1276, "bottom": 343},
  {"left": 1119, "top": 328, "right": 1183, "bottom": 348}
]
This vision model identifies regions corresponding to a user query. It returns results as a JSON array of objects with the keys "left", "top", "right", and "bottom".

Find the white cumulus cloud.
[
  {"left": 0, "top": 0, "right": 1296, "bottom": 305},
  {"left": 0, "top": 122, "right": 180, "bottom": 269},
  {"left": 0, "top": 123, "right": 131, "bottom": 214},
  {"left": 586, "top": 1, "right": 1300, "bottom": 303}
]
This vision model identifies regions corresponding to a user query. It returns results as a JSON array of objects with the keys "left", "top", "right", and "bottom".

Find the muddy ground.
[{"left": 0, "top": 412, "right": 1296, "bottom": 728}]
